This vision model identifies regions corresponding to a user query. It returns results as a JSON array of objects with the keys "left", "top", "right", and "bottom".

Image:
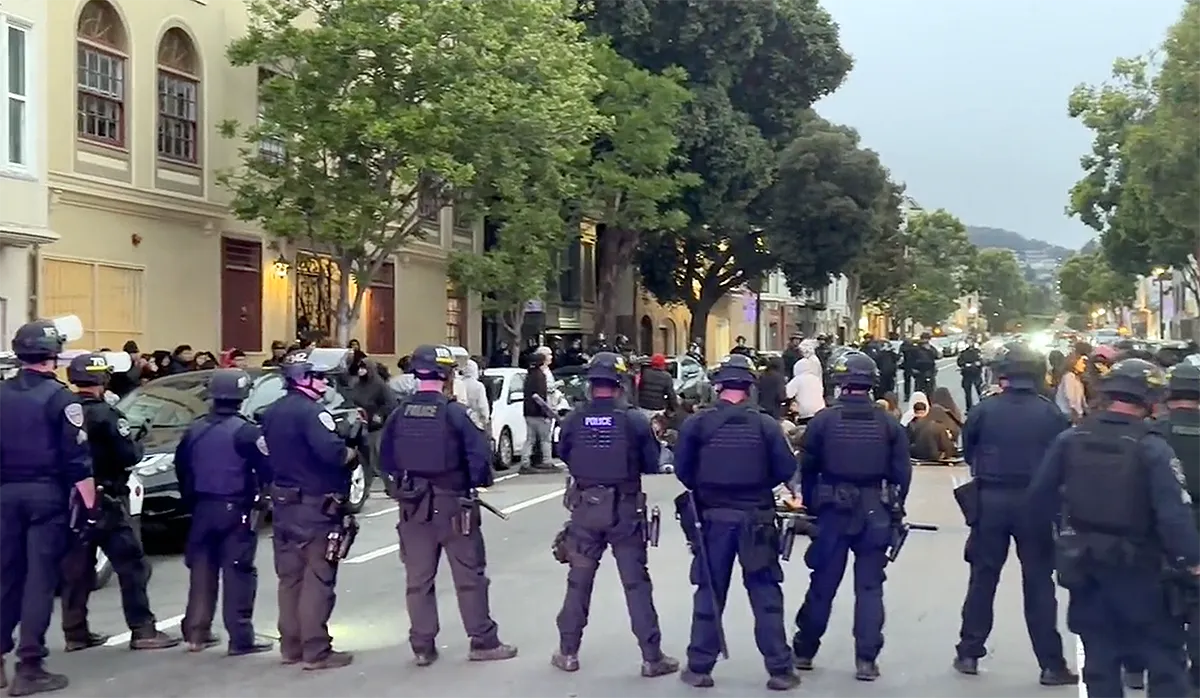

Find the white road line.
[
  {"left": 103, "top": 614, "right": 185, "bottom": 647},
  {"left": 1075, "top": 634, "right": 1088, "bottom": 698},
  {"left": 344, "top": 486, "right": 566, "bottom": 565},
  {"left": 362, "top": 472, "right": 521, "bottom": 519}
]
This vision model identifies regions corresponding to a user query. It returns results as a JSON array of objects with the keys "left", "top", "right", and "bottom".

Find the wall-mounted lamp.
[{"left": 272, "top": 254, "right": 290, "bottom": 279}]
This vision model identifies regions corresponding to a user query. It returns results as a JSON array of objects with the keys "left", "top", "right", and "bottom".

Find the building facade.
[
  {"left": 0, "top": 0, "right": 54, "bottom": 341},
  {"left": 34, "top": 0, "right": 479, "bottom": 360}
]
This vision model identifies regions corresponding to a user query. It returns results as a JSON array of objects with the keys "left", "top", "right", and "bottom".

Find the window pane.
[
  {"left": 8, "top": 98, "right": 24, "bottom": 164},
  {"left": 7, "top": 27, "right": 26, "bottom": 97}
]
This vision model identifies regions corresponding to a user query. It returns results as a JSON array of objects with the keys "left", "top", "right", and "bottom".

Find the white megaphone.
[
  {"left": 97, "top": 350, "right": 132, "bottom": 373},
  {"left": 51, "top": 315, "right": 84, "bottom": 343}
]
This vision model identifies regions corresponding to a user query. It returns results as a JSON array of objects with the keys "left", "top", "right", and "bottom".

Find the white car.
[{"left": 480, "top": 367, "right": 566, "bottom": 468}]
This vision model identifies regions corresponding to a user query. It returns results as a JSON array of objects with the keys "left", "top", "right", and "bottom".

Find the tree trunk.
[
  {"left": 502, "top": 306, "right": 526, "bottom": 364},
  {"left": 846, "top": 274, "right": 862, "bottom": 338},
  {"left": 687, "top": 295, "right": 715, "bottom": 352},
  {"left": 595, "top": 227, "right": 638, "bottom": 339},
  {"left": 334, "top": 259, "right": 355, "bottom": 347}
]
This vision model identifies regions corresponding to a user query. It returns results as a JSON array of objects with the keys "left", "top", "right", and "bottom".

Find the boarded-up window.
[
  {"left": 446, "top": 280, "right": 464, "bottom": 347},
  {"left": 366, "top": 261, "right": 395, "bottom": 355},
  {"left": 42, "top": 257, "right": 143, "bottom": 350},
  {"left": 220, "top": 238, "right": 263, "bottom": 352}
]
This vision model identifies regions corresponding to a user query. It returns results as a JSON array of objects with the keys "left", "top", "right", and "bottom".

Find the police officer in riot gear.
[
  {"left": 1028, "top": 358, "right": 1200, "bottom": 698},
  {"left": 551, "top": 352, "right": 678, "bottom": 677},
  {"left": 0, "top": 320, "right": 96, "bottom": 695},
  {"left": 792, "top": 351, "right": 910, "bottom": 681},
  {"left": 954, "top": 342, "right": 1077, "bottom": 685},
  {"left": 379, "top": 344, "right": 517, "bottom": 666},
  {"left": 175, "top": 369, "right": 274, "bottom": 656},
  {"left": 261, "top": 349, "right": 359, "bottom": 670},
  {"left": 59, "top": 354, "right": 180, "bottom": 654},
  {"left": 674, "top": 354, "right": 801, "bottom": 690}
]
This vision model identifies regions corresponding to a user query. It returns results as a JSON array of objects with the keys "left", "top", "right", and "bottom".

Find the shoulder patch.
[
  {"left": 1170, "top": 457, "right": 1187, "bottom": 487},
  {"left": 76, "top": 430, "right": 88, "bottom": 444},
  {"left": 256, "top": 435, "right": 270, "bottom": 456},
  {"left": 318, "top": 411, "right": 336, "bottom": 431},
  {"left": 64, "top": 402, "right": 84, "bottom": 428},
  {"left": 116, "top": 417, "right": 131, "bottom": 438}
]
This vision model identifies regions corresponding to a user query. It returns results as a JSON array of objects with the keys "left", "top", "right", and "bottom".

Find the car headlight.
[{"left": 134, "top": 453, "right": 174, "bottom": 477}]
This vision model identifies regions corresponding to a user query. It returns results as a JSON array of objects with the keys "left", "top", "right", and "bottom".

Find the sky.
[{"left": 814, "top": 0, "right": 1186, "bottom": 250}]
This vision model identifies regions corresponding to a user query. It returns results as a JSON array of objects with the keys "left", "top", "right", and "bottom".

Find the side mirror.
[{"left": 508, "top": 391, "right": 524, "bottom": 404}]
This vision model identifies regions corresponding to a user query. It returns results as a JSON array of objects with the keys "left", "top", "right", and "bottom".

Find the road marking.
[
  {"left": 1075, "top": 634, "right": 1088, "bottom": 698},
  {"left": 362, "top": 472, "right": 521, "bottom": 519},
  {"left": 103, "top": 614, "right": 185, "bottom": 646},
  {"left": 344, "top": 486, "right": 566, "bottom": 565}
]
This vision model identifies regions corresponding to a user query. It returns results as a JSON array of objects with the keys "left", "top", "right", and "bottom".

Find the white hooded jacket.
[
  {"left": 785, "top": 341, "right": 825, "bottom": 419},
  {"left": 460, "top": 359, "right": 491, "bottom": 429}
]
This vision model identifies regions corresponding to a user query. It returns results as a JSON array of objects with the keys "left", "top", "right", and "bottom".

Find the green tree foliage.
[
  {"left": 1024, "top": 284, "right": 1060, "bottom": 321},
  {"left": 964, "top": 249, "right": 1030, "bottom": 333},
  {"left": 1056, "top": 252, "right": 1137, "bottom": 315},
  {"left": 839, "top": 181, "right": 907, "bottom": 323},
  {"left": 890, "top": 210, "right": 976, "bottom": 328},
  {"left": 218, "top": 0, "right": 600, "bottom": 344}
]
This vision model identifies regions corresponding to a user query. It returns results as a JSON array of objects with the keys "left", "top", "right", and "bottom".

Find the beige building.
[
  {"left": 0, "top": 0, "right": 55, "bottom": 341},
  {"left": 29, "top": 0, "right": 478, "bottom": 361}
]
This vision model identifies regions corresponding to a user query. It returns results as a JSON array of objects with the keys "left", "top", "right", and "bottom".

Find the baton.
[{"left": 474, "top": 494, "right": 510, "bottom": 521}]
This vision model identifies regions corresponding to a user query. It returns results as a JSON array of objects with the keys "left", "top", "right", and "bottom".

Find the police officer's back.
[
  {"left": 674, "top": 354, "right": 800, "bottom": 690},
  {"left": 378, "top": 344, "right": 517, "bottom": 666},
  {"left": 1028, "top": 358, "right": 1200, "bottom": 698},
  {"left": 174, "top": 369, "right": 274, "bottom": 656},
  {"left": 0, "top": 321, "right": 95, "bottom": 695},
  {"left": 59, "top": 354, "right": 179, "bottom": 653},
  {"left": 792, "top": 351, "right": 910, "bottom": 681},
  {"left": 260, "top": 349, "right": 357, "bottom": 670},
  {"left": 551, "top": 352, "right": 678, "bottom": 677},
  {"left": 953, "top": 343, "right": 1076, "bottom": 684}
]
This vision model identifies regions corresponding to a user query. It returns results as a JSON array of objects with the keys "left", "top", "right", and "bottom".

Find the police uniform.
[
  {"left": 954, "top": 343, "right": 1076, "bottom": 684},
  {"left": 261, "top": 349, "right": 357, "bottom": 670},
  {"left": 674, "top": 354, "right": 801, "bottom": 690},
  {"left": 175, "top": 369, "right": 274, "bottom": 656},
  {"left": 59, "top": 353, "right": 179, "bottom": 654},
  {"left": 0, "top": 320, "right": 93, "bottom": 696},
  {"left": 792, "top": 351, "right": 910, "bottom": 681},
  {"left": 1027, "top": 359, "right": 1200, "bottom": 698},
  {"left": 551, "top": 353, "right": 678, "bottom": 676},
  {"left": 378, "top": 344, "right": 517, "bottom": 666}
]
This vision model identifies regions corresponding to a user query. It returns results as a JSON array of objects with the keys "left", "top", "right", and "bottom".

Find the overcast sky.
[{"left": 815, "top": 0, "right": 1184, "bottom": 249}]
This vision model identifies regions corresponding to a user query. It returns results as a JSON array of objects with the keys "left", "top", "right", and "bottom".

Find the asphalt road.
[{"left": 45, "top": 358, "right": 1087, "bottom": 697}]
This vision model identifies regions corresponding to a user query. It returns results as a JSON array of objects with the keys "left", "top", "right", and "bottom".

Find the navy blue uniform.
[
  {"left": 554, "top": 398, "right": 673, "bottom": 670},
  {"left": 0, "top": 370, "right": 91, "bottom": 671},
  {"left": 175, "top": 407, "right": 271, "bottom": 652},
  {"left": 378, "top": 390, "right": 509, "bottom": 659},
  {"left": 792, "top": 393, "right": 911, "bottom": 666},
  {"left": 260, "top": 390, "right": 350, "bottom": 665},
  {"left": 1028, "top": 412, "right": 1200, "bottom": 698},
  {"left": 674, "top": 400, "right": 798, "bottom": 678},
  {"left": 956, "top": 388, "right": 1072, "bottom": 673}
]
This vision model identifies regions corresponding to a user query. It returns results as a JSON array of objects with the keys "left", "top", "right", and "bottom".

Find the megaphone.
[
  {"left": 55, "top": 349, "right": 132, "bottom": 373},
  {"left": 306, "top": 347, "right": 352, "bottom": 374},
  {"left": 51, "top": 315, "right": 84, "bottom": 343}
]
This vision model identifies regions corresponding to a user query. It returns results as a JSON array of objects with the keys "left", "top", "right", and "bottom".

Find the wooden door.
[
  {"left": 220, "top": 238, "right": 263, "bottom": 352},
  {"left": 366, "top": 261, "right": 395, "bottom": 355}
]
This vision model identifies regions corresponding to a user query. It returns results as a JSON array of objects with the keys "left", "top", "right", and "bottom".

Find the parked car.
[
  {"left": 119, "top": 367, "right": 374, "bottom": 544},
  {"left": 666, "top": 354, "right": 709, "bottom": 400},
  {"left": 481, "top": 367, "right": 566, "bottom": 468}
]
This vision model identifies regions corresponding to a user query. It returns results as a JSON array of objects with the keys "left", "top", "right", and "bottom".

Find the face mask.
[{"left": 357, "top": 367, "right": 368, "bottom": 377}]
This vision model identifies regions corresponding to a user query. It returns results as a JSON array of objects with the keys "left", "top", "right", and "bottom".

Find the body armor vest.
[
  {"left": 1063, "top": 417, "right": 1152, "bottom": 539},
  {"left": 696, "top": 406, "right": 768, "bottom": 489},
  {"left": 393, "top": 394, "right": 455, "bottom": 476},
  {"left": 0, "top": 376, "right": 65, "bottom": 483},
  {"left": 188, "top": 416, "right": 249, "bottom": 497},
  {"left": 821, "top": 403, "right": 889, "bottom": 482},
  {"left": 566, "top": 405, "right": 631, "bottom": 485},
  {"left": 1166, "top": 409, "right": 1200, "bottom": 509}
]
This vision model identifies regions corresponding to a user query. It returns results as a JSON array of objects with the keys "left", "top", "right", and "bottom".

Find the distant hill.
[{"left": 966, "top": 226, "right": 1074, "bottom": 259}]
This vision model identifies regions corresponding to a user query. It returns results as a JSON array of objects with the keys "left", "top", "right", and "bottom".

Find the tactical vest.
[
  {"left": 695, "top": 406, "right": 769, "bottom": 489},
  {"left": 821, "top": 402, "right": 889, "bottom": 481},
  {"left": 0, "top": 376, "right": 66, "bottom": 483},
  {"left": 1166, "top": 409, "right": 1200, "bottom": 512},
  {"left": 393, "top": 394, "right": 455, "bottom": 476},
  {"left": 81, "top": 398, "right": 125, "bottom": 487},
  {"left": 1062, "top": 417, "right": 1152, "bottom": 539},
  {"left": 566, "top": 405, "right": 631, "bottom": 485},
  {"left": 188, "top": 415, "right": 249, "bottom": 497}
]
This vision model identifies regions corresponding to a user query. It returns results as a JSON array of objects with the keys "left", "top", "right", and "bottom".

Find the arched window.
[
  {"left": 156, "top": 28, "right": 200, "bottom": 163},
  {"left": 76, "top": 0, "right": 127, "bottom": 147}
]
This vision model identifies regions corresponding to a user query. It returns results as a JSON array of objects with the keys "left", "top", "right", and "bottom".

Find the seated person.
[
  {"left": 929, "top": 386, "right": 964, "bottom": 445},
  {"left": 907, "top": 401, "right": 957, "bottom": 461}
]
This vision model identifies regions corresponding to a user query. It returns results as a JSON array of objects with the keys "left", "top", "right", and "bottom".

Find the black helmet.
[
  {"left": 1166, "top": 362, "right": 1200, "bottom": 401},
  {"left": 409, "top": 344, "right": 456, "bottom": 380},
  {"left": 831, "top": 350, "right": 878, "bottom": 389},
  {"left": 67, "top": 353, "right": 112, "bottom": 387},
  {"left": 585, "top": 351, "right": 628, "bottom": 385},
  {"left": 1099, "top": 358, "right": 1166, "bottom": 405},
  {"left": 995, "top": 341, "right": 1041, "bottom": 379},
  {"left": 711, "top": 354, "right": 756, "bottom": 388},
  {"left": 10, "top": 320, "right": 66, "bottom": 362},
  {"left": 209, "top": 369, "right": 252, "bottom": 402}
]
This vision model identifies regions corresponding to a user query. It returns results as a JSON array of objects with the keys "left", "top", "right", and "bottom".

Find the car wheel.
[
  {"left": 93, "top": 548, "right": 114, "bottom": 591},
  {"left": 496, "top": 428, "right": 514, "bottom": 470},
  {"left": 347, "top": 463, "right": 369, "bottom": 513}
]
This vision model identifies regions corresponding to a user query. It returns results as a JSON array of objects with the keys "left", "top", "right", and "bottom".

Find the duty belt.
[
  {"left": 977, "top": 479, "right": 1029, "bottom": 490},
  {"left": 702, "top": 507, "right": 775, "bottom": 525}
]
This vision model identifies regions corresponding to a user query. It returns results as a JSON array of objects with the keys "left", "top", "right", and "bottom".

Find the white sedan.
[{"left": 481, "top": 367, "right": 566, "bottom": 468}]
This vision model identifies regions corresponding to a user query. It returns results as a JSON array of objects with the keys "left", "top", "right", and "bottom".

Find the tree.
[
  {"left": 965, "top": 249, "right": 1030, "bottom": 332},
  {"left": 835, "top": 180, "right": 907, "bottom": 328},
  {"left": 1056, "top": 252, "right": 1137, "bottom": 316},
  {"left": 218, "top": 0, "right": 601, "bottom": 344},
  {"left": 890, "top": 209, "right": 976, "bottom": 328}
]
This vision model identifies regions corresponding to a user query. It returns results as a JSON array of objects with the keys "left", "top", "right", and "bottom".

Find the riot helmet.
[
  {"left": 409, "top": 344, "right": 456, "bottom": 380},
  {"left": 1166, "top": 362, "right": 1200, "bottom": 402},
  {"left": 711, "top": 353, "right": 756, "bottom": 390},
  {"left": 11, "top": 320, "right": 67, "bottom": 363},
  {"left": 1098, "top": 358, "right": 1166, "bottom": 406},
  {"left": 831, "top": 350, "right": 878, "bottom": 390},
  {"left": 67, "top": 353, "right": 112, "bottom": 387},
  {"left": 994, "top": 341, "right": 1042, "bottom": 380},
  {"left": 209, "top": 369, "right": 252, "bottom": 403},
  {"left": 585, "top": 351, "right": 627, "bottom": 387}
]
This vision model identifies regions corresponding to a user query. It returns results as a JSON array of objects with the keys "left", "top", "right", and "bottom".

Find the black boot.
[
  {"left": 8, "top": 664, "right": 69, "bottom": 697},
  {"left": 953, "top": 657, "right": 979, "bottom": 675},
  {"left": 64, "top": 632, "right": 108, "bottom": 653},
  {"left": 1040, "top": 666, "right": 1080, "bottom": 686}
]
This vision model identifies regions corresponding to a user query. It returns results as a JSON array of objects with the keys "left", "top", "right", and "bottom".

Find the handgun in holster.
[
  {"left": 551, "top": 523, "right": 570, "bottom": 564},
  {"left": 456, "top": 492, "right": 480, "bottom": 536},
  {"left": 778, "top": 509, "right": 818, "bottom": 562},
  {"left": 646, "top": 505, "right": 661, "bottom": 548}
]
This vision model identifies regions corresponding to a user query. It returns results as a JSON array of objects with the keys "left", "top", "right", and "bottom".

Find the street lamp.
[{"left": 1151, "top": 267, "right": 1171, "bottom": 340}]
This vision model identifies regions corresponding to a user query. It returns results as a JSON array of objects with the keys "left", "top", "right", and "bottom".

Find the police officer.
[
  {"left": 551, "top": 352, "right": 678, "bottom": 677},
  {"left": 791, "top": 351, "right": 910, "bottom": 681},
  {"left": 378, "top": 344, "right": 517, "bottom": 666},
  {"left": 953, "top": 342, "right": 1077, "bottom": 685},
  {"left": 0, "top": 321, "right": 95, "bottom": 696},
  {"left": 673, "top": 354, "right": 800, "bottom": 690},
  {"left": 58, "top": 353, "right": 180, "bottom": 654},
  {"left": 1027, "top": 358, "right": 1200, "bottom": 698},
  {"left": 174, "top": 369, "right": 274, "bottom": 656},
  {"left": 261, "top": 349, "right": 358, "bottom": 670}
]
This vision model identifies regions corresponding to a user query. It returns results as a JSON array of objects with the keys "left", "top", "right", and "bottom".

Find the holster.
[
  {"left": 737, "top": 509, "right": 780, "bottom": 573},
  {"left": 551, "top": 523, "right": 570, "bottom": 564},
  {"left": 1053, "top": 529, "right": 1088, "bottom": 590},
  {"left": 454, "top": 495, "right": 480, "bottom": 536},
  {"left": 647, "top": 505, "right": 661, "bottom": 547},
  {"left": 673, "top": 491, "right": 700, "bottom": 551},
  {"left": 396, "top": 476, "right": 433, "bottom": 523},
  {"left": 567, "top": 486, "right": 617, "bottom": 530},
  {"left": 953, "top": 478, "right": 981, "bottom": 526}
]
